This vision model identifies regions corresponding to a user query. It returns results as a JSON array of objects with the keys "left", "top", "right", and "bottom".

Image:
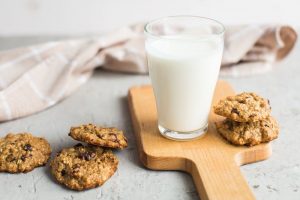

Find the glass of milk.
[{"left": 144, "top": 16, "right": 225, "bottom": 141}]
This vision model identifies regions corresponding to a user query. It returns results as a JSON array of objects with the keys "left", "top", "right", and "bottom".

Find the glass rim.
[{"left": 144, "top": 15, "right": 225, "bottom": 39}]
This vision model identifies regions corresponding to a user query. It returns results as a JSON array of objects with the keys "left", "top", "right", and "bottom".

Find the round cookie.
[
  {"left": 50, "top": 143, "right": 118, "bottom": 191},
  {"left": 0, "top": 133, "right": 51, "bottom": 173},
  {"left": 215, "top": 116, "right": 279, "bottom": 146},
  {"left": 214, "top": 92, "right": 271, "bottom": 122},
  {"left": 69, "top": 124, "right": 128, "bottom": 149}
]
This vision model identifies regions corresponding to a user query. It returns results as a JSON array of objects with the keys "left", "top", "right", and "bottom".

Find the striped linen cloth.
[{"left": 0, "top": 24, "right": 297, "bottom": 122}]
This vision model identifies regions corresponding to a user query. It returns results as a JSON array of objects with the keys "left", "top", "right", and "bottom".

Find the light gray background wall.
[{"left": 0, "top": 0, "right": 299, "bottom": 36}]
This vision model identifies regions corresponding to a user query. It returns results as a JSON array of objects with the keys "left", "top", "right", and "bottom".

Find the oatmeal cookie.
[
  {"left": 69, "top": 124, "right": 128, "bottom": 149},
  {"left": 50, "top": 143, "right": 118, "bottom": 190},
  {"left": 215, "top": 116, "right": 279, "bottom": 146},
  {"left": 0, "top": 133, "right": 51, "bottom": 173},
  {"left": 214, "top": 92, "right": 271, "bottom": 122}
]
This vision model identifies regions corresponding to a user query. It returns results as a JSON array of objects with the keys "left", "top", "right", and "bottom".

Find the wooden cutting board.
[{"left": 128, "top": 80, "right": 272, "bottom": 200}]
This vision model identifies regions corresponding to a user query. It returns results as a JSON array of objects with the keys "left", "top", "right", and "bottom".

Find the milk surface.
[{"left": 146, "top": 35, "right": 223, "bottom": 132}]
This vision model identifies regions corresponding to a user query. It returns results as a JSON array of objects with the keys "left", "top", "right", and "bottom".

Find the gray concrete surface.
[{"left": 0, "top": 37, "right": 299, "bottom": 200}]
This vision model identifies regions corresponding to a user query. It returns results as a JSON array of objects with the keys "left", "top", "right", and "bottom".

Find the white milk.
[{"left": 146, "top": 36, "right": 223, "bottom": 132}]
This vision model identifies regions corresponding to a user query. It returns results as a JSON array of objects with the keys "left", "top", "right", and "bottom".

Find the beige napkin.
[
  {"left": 0, "top": 24, "right": 297, "bottom": 122},
  {"left": 221, "top": 25, "right": 297, "bottom": 76}
]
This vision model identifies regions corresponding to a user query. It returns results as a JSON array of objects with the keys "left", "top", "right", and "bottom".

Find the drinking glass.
[{"left": 144, "top": 16, "right": 225, "bottom": 140}]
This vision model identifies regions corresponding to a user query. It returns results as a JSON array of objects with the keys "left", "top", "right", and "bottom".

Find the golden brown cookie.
[
  {"left": 50, "top": 143, "right": 118, "bottom": 191},
  {"left": 0, "top": 133, "right": 51, "bottom": 173},
  {"left": 69, "top": 124, "right": 128, "bottom": 149},
  {"left": 215, "top": 116, "right": 279, "bottom": 146},
  {"left": 214, "top": 92, "right": 271, "bottom": 122}
]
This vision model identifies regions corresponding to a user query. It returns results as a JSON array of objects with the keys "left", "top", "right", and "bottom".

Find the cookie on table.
[
  {"left": 0, "top": 133, "right": 51, "bottom": 173},
  {"left": 50, "top": 143, "right": 118, "bottom": 191},
  {"left": 215, "top": 116, "right": 279, "bottom": 146},
  {"left": 69, "top": 124, "right": 128, "bottom": 149},
  {"left": 214, "top": 92, "right": 271, "bottom": 122}
]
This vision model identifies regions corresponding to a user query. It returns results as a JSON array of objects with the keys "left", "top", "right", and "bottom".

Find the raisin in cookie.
[
  {"left": 0, "top": 133, "right": 51, "bottom": 173},
  {"left": 69, "top": 124, "right": 128, "bottom": 149},
  {"left": 50, "top": 143, "right": 118, "bottom": 190},
  {"left": 215, "top": 116, "right": 279, "bottom": 146},
  {"left": 214, "top": 92, "right": 271, "bottom": 122}
]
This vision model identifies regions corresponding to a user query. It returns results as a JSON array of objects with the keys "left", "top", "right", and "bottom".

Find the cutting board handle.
[{"left": 188, "top": 152, "right": 255, "bottom": 200}]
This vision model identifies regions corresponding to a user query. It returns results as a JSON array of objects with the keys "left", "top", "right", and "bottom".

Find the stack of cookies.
[
  {"left": 213, "top": 92, "right": 279, "bottom": 146},
  {"left": 50, "top": 124, "right": 128, "bottom": 190}
]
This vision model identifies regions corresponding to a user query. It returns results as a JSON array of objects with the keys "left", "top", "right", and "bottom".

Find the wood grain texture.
[{"left": 128, "top": 80, "right": 272, "bottom": 200}]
